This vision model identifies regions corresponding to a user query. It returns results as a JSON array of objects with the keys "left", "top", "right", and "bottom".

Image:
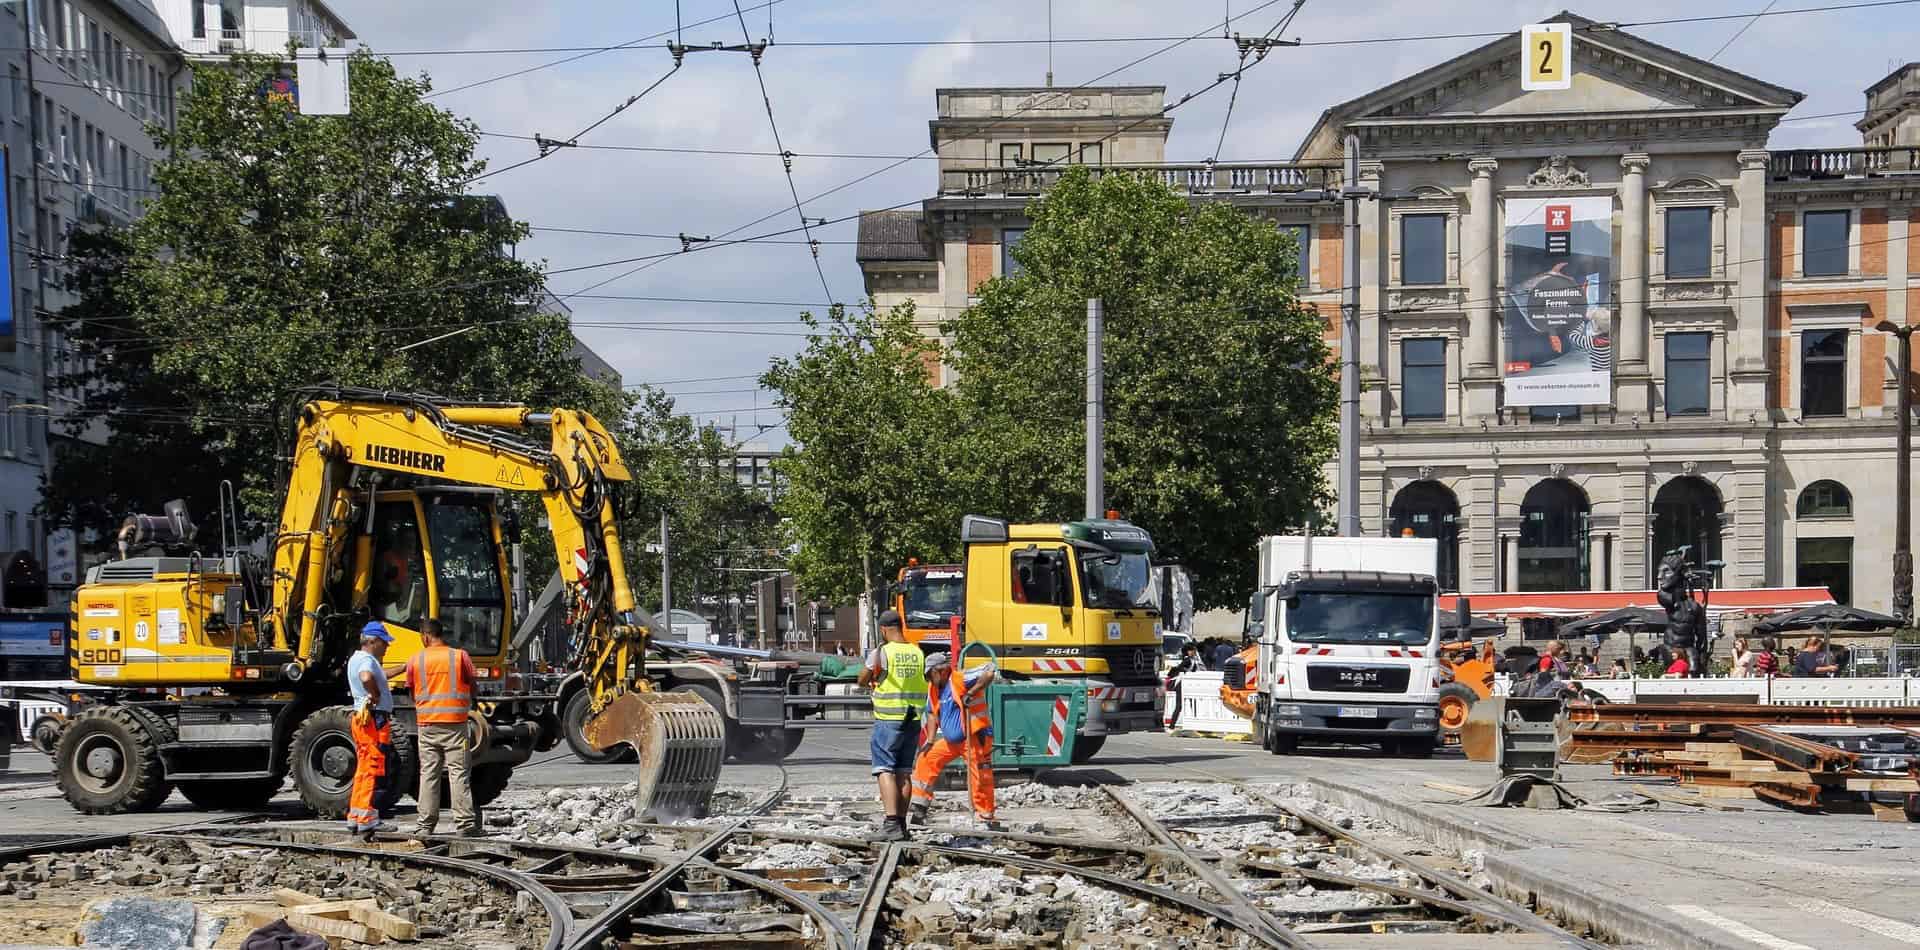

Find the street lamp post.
[{"left": 1877, "top": 320, "right": 1914, "bottom": 625}]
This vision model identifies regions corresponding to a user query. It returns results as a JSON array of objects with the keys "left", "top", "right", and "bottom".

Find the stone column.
[
  {"left": 1464, "top": 158, "right": 1501, "bottom": 420},
  {"left": 1616, "top": 154, "right": 1653, "bottom": 415},
  {"left": 1730, "top": 149, "right": 1773, "bottom": 416}
]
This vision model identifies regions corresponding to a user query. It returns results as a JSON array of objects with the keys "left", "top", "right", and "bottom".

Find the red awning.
[{"left": 1460, "top": 588, "right": 1835, "bottom": 620}]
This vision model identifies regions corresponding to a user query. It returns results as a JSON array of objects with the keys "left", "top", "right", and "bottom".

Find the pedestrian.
[
  {"left": 346, "top": 621, "right": 399, "bottom": 841},
  {"left": 1753, "top": 637, "right": 1779, "bottom": 676},
  {"left": 1730, "top": 636, "right": 1756, "bottom": 677},
  {"left": 1609, "top": 657, "right": 1631, "bottom": 679},
  {"left": 1792, "top": 635, "right": 1838, "bottom": 678},
  {"left": 909, "top": 649, "right": 998, "bottom": 829},
  {"left": 856, "top": 609, "right": 925, "bottom": 842},
  {"left": 1663, "top": 651, "right": 1691, "bottom": 678},
  {"left": 407, "top": 618, "right": 480, "bottom": 839}
]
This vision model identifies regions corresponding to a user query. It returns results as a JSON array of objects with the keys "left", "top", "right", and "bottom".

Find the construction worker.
[
  {"left": 407, "top": 618, "right": 479, "bottom": 838},
  {"left": 909, "top": 649, "right": 998, "bottom": 828},
  {"left": 346, "top": 621, "right": 398, "bottom": 841},
  {"left": 857, "top": 609, "right": 925, "bottom": 841}
]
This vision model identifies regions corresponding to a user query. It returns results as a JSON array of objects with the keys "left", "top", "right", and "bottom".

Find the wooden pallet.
[{"left": 1611, "top": 741, "right": 1919, "bottom": 818}]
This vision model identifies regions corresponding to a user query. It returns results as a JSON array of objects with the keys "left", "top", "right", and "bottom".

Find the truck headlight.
[
  {"left": 1277, "top": 705, "right": 1303, "bottom": 717},
  {"left": 1415, "top": 707, "right": 1436, "bottom": 719}
]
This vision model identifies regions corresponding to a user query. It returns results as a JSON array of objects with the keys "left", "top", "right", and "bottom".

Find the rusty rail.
[
  {"left": 1730, "top": 725, "right": 1858, "bottom": 773},
  {"left": 1569, "top": 703, "right": 1920, "bottom": 727}
]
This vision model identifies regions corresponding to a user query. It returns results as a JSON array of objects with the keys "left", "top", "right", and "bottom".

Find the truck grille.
[{"left": 1304, "top": 665, "right": 1410, "bottom": 693}]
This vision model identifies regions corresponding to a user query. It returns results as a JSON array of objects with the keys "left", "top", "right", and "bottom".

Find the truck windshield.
[
  {"left": 1285, "top": 591, "right": 1433, "bottom": 646},
  {"left": 1078, "top": 552, "right": 1156, "bottom": 611},
  {"left": 902, "top": 571, "right": 964, "bottom": 628}
]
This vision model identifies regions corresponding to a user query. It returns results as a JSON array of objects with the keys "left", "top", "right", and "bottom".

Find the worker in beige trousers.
[{"left": 407, "top": 618, "right": 480, "bottom": 837}]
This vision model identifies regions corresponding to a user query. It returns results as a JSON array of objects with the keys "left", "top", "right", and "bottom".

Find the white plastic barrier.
[{"left": 1166, "top": 672, "right": 1252, "bottom": 736}]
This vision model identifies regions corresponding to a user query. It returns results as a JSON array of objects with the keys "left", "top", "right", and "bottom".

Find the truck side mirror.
[
  {"left": 1454, "top": 596, "right": 1471, "bottom": 633},
  {"left": 224, "top": 584, "right": 244, "bottom": 629},
  {"left": 1051, "top": 557, "right": 1072, "bottom": 609},
  {"left": 1247, "top": 621, "right": 1265, "bottom": 642}
]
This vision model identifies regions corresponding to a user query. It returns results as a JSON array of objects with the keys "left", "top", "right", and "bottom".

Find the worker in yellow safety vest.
[
  {"left": 908, "top": 649, "right": 998, "bottom": 828},
  {"left": 857, "top": 609, "right": 926, "bottom": 841}
]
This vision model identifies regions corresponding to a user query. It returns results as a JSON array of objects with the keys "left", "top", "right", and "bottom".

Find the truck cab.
[
  {"left": 893, "top": 562, "right": 965, "bottom": 649},
  {"left": 1249, "top": 536, "right": 1456, "bottom": 756},
  {"left": 958, "top": 515, "right": 1163, "bottom": 761}
]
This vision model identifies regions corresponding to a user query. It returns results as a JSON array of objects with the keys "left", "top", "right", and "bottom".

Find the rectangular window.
[
  {"left": 1077, "top": 142, "right": 1102, "bottom": 165},
  {"left": 1665, "top": 206, "right": 1712, "bottom": 279},
  {"left": 1664, "top": 332, "right": 1711, "bottom": 417},
  {"left": 1797, "top": 537, "right": 1852, "bottom": 605},
  {"left": 1002, "top": 228, "right": 1026, "bottom": 278},
  {"left": 1529, "top": 405, "right": 1580, "bottom": 423},
  {"left": 1400, "top": 337, "right": 1446, "bottom": 421},
  {"left": 1803, "top": 210, "right": 1849, "bottom": 277},
  {"left": 1400, "top": 213, "right": 1446, "bottom": 285},
  {"left": 6, "top": 65, "right": 18, "bottom": 124},
  {"left": 1279, "top": 224, "right": 1310, "bottom": 285},
  {"left": 1800, "top": 328, "right": 1847, "bottom": 417},
  {"left": 1031, "top": 143, "right": 1070, "bottom": 166},
  {"left": 998, "top": 143, "right": 1022, "bottom": 166},
  {"left": 193, "top": 0, "right": 205, "bottom": 38}
]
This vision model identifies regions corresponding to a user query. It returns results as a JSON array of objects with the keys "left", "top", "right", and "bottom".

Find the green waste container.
[{"left": 957, "top": 641, "right": 1083, "bottom": 769}]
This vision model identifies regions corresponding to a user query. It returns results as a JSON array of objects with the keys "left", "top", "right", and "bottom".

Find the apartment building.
[{"left": 858, "top": 14, "right": 1920, "bottom": 615}]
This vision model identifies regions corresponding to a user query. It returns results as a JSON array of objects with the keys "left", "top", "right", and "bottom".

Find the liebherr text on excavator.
[{"left": 54, "top": 388, "right": 725, "bottom": 820}]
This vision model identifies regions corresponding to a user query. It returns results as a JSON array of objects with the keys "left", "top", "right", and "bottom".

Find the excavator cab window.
[
  {"left": 370, "top": 502, "right": 429, "bottom": 630},
  {"left": 424, "top": 498, "right": 505, "bottom": 656}
]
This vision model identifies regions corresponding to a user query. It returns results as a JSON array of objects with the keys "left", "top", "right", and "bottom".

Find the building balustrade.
[
  {"left": 1769, "top": 146, "right": 1920, "bottom": 180},
  {"left": 938, "top": 162, "right": 1340, "bottom": 197}
]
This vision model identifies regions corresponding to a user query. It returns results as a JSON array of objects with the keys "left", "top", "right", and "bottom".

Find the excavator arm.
[{"left": 263, "top": 391, "right": 723, "bottom": 818}]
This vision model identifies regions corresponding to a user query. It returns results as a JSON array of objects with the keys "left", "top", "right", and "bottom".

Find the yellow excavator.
[{"left": 55, "top": 388, "right": 725, "bottom": 820}]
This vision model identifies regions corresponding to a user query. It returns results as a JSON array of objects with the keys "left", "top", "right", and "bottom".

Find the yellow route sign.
[{"left": 1521, "top": 23, "right": 1572, "bottom": 91}]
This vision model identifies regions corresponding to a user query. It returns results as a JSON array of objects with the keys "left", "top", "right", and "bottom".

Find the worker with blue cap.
[{"left": 346, "top": 620, "right": 398, "bottom": 840}]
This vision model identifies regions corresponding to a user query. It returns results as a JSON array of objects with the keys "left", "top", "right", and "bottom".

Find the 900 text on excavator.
[{"left": 51, "top": 387, "right": 726, "bottom": 822}]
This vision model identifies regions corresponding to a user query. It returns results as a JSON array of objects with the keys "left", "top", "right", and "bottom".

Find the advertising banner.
[{"left": 1502, "top": 196, "right": 1612, "bottom": 407}]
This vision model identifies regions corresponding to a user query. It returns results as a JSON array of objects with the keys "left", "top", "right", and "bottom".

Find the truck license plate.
[
  {"left": 1337, "top": 706, "right": 1378, "bottom": 719},
  {"left": 1131, "top": 689, "right": 1154, "bottom": 704}
]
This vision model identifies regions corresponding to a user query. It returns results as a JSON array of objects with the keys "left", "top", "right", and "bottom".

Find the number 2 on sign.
[{"left": 1521, "top": 23, "right": 1571, "bottom": 91}]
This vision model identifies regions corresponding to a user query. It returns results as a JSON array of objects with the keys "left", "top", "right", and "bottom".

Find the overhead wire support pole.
[
  {"left": 1087, "top": 298, "right": 1104, "bottom": 520},
  {"left": 1339, "top": 132, "right": 1361, "bottom": 538}
]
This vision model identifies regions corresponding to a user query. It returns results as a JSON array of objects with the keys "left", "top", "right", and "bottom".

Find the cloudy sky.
[{"left": 333, "top": 0, "right": 1915, "bottom": 440}]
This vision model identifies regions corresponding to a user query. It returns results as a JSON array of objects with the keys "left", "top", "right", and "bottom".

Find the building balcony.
[
  {"left": 936, "top": 162, "right": 1341, "bottom": 198},
  {"left": 1769, "top": 146, "right": 1920, "bottom": 181},
  {"left": 180, "top": 28, "right": 351, "bottom": 58}
]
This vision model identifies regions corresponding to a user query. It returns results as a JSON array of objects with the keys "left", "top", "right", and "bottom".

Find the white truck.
[{"left": 1244, "top": 535, "right": 1466, "bottom": 757}]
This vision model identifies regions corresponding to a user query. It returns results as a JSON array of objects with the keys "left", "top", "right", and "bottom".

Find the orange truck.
[{"left": 892, "top": 562, "right": 965, "bottom": 648}]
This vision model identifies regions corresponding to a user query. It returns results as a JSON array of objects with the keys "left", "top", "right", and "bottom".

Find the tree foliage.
[
  {"left": 45, "top": 52, "right": 623, "bottom": 543},
  {"left": 948, "top": 168, "right": 1336, "bottom": 610},
  {"left": 766, "top": 170, "right": 1336, "bottom": 613},
  {"left": 760, "top": 303, "right": 963, "bottom": 606}
]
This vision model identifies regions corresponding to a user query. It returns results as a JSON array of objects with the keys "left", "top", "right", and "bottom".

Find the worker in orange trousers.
[
  {"left": 908, "top": 650, "right": 998, "bottom": 827},
  {"left": 346, "top": 621, "right": 399, "bottom": 840}
]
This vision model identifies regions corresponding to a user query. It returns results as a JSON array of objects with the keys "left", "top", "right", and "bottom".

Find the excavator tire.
[
  {"left": 564, "top": 689, "right": 636, "bottom": 765},
  {"left": 289, "top": 706, "right": 358, "bottom": 819},
  {"left": 581, "top": 689, "right": 726, "bottom": 822},
  {"left": 55, "top": 705, "right": 174, "bottom": 815},
  {"left": 177, "top": 778, "right": 283, "bottom": 811}
]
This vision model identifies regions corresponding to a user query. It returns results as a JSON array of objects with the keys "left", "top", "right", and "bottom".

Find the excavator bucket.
[{"left": 581, "top": 691, "right": 727, "bottom": 821}]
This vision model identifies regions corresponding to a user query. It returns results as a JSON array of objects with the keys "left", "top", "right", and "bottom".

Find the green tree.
[
  {"left": 946, "top": 168, "right": 1335, "bottom": 610},
  {"left": 45, "top": 52, "right": 623, "bottom": 543},
  {"left": 761, "top": 302, "right": 963, "bottom": 612}
]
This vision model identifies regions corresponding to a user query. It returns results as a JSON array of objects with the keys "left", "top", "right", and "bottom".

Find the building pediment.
[{"left": 1296, "top": 10, "right": 1803, "bottom": 160}]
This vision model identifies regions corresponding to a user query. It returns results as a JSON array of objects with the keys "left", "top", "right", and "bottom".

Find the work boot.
[
  {"left": 908, "top": 803, "right": 930, "bottom": 827},
  {"left": 978, "top": 816, "right": 1002, "bottom": 832},
  {"left": 879, "top": 816, "right": 908, "bottom": 842}
]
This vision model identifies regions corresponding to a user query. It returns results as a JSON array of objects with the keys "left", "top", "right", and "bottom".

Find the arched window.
[
  {"left": 1796, "top": 480, "right": 1852, "bottom": 518},
  {"left": 1652, "top": 476, "right": 1723, "bottom": 570},
  {"left": 1389, "top": 481, "right": 1460, "bottom": 592},
  {"left": 1519, "top": 479, "right": 1590, "bottom": 592}
]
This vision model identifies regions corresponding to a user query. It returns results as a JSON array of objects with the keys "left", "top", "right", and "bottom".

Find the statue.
[{"left": 1656, "top": 549, "right": 1710, "bottom": 677}]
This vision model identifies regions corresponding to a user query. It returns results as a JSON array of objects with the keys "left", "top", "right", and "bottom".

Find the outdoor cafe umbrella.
[
  {"left": 1440, "top": 614, "right": 1507, "bottom": 638},
  {"left": 1750, "top": 603, "right": 1900, "bottom": 636},
  {"left": 1558, "top": 606, "right": 1668, "bottom": 637}
]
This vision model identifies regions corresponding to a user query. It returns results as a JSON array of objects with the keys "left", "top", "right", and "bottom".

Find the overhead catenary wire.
[{"left": 729, "top": 0, "right": 833, "bottom": 305}]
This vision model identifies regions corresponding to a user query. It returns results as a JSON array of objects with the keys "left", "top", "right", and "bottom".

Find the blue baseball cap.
[{"left": 360, "top": 621, "right": 394, "bottom": 643}]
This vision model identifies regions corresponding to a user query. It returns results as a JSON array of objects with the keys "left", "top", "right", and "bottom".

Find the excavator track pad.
[{"left": 581, "top": 691, "right": 726, "bottom": 821}]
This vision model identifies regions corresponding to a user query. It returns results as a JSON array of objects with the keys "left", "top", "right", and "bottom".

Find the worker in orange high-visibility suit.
[
  {"left": 407, "top": 618, "right": 480, "bottom": 838},
  {"left": 908, "top": 650, "right": 998, "bottom": 827},
  {"left": 346, "top": 621, "right": 398, "bottom": 841}
]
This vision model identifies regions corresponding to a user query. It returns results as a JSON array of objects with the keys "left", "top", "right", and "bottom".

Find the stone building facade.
[{"left": 858, "top": 13, "right": 1920, "bottom": 615}]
